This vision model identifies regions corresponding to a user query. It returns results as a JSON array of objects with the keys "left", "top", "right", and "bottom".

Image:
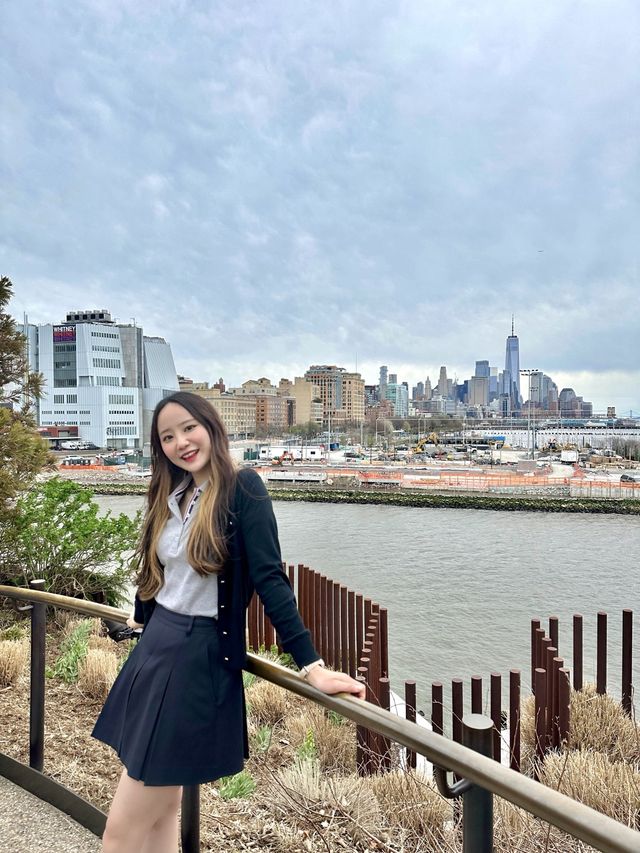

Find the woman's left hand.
[{"left": 305, "top": 666, "right": 366, "bottom": 700}]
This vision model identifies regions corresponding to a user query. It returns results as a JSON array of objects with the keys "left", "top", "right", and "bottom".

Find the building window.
[
  {"left": 53, "top": 395, "right": 64, "bottom": 404},
  {"left": 93, "top": 358, "right": 122, "bottom": 369},
  {"left": 66, "top": 394, "right": 77, "bottom": 403}
]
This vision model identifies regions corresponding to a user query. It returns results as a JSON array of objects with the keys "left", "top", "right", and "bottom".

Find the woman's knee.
[
  {"left": 103, "top": 772, "right": 181, "bottom": 850},
  {"left": 102, "top": 814, "right": 137, "bottom": 852}
]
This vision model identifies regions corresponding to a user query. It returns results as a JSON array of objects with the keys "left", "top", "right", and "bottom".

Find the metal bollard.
[
  {"left": 181, "top": 784, "right": 200, "bottom": 853},
  {"left": 432, "top": 714, "right": 494, "bottom": 852},
  {"left": 29, "top": 579, "right": 46, "bottom": 772},
  {"left": 462, "top": 714, "right": 494, "bottom": 853}
]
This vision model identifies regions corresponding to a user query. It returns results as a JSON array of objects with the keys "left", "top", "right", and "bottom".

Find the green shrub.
[
  {"left": 0, "top": 477, "right": 141, "bottom": 605},
  {"left": 218, "top": 770, "right": 256, "bottom": 800},
  {"left": 252, "top": 724, "right": 273, "bottom": 753}
]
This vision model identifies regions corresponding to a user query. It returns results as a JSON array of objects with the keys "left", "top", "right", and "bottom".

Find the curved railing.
[{"left": 0, "top": 584, "right": 638, "bottom": 853}]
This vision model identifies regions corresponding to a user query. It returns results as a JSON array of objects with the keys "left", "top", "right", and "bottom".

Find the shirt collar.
[{"left": 167, "top": 476, "right": 208, "bottom": 508}]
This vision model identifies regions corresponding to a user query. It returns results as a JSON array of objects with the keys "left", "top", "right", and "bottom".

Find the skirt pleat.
[{"left": 92, "top": 604, "right": 246, "bottom": 786}]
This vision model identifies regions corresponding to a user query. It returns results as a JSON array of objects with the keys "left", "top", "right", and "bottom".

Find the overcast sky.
[{"left": 3, "top": 1, "right": 639, "bottom": 414}]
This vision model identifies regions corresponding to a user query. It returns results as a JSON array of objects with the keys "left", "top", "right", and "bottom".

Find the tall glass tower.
[{"left": 503, "top": 317, "right": 521, "bottom": 413}]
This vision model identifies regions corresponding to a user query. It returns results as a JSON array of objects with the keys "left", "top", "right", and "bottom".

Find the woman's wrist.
[{"left": 299, "top": 658, "right": 325, "bottom": 679}]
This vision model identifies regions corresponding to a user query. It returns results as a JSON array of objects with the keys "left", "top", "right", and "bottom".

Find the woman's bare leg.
[
  {"left": 102, "top": 769, "right": 181, "bottom": 853},
  {"left": 141, "top": 807, "right": 180, "bottom": 853}
]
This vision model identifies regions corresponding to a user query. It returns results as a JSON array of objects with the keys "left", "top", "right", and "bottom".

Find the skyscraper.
[
  {"left": 474, "top": 360, "right": 490, "bottom": 378},
  {"left": 503, "top": 317, "right": 521, "bottom": 413},
  {"left": 437, "top": 365, "right": 448, "bottom": 398}
]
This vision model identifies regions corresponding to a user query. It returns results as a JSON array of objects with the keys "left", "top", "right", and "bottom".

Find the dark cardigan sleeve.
[{"left": 236, "top": 468, "right": 319, "bottom": 668}]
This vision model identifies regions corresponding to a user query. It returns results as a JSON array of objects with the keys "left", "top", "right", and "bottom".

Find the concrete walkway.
[{"left": 0, "top": 775, "right": 101, "bottom": 853}]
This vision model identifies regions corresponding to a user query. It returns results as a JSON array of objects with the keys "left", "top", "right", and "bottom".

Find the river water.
[{"left": 96, "top": 495, "right": 639, "bottom": 708}]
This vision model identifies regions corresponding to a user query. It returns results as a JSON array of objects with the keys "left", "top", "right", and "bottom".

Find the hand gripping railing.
[{"left": 1, "top": 584, "right": 639, "bottom": 853}]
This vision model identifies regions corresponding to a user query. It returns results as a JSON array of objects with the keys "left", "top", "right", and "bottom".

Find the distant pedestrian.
[{"left": 92, "top": 391, "right": 364, "bottom": 853}]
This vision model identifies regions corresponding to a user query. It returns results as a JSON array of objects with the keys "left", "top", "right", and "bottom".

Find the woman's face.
[{"left": 156, "top": 402, "right": 212, "bottom": 486}]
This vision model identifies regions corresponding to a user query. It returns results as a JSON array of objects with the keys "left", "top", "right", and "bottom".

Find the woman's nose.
[{"left": 176, "top": 432, "right": 190, "bottom": 448}]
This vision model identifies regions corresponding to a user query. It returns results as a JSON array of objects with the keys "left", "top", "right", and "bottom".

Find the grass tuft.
[
  {"left": 52, "top": 620, "right": 93, "bottom": 682},
  {"left": 218, "top": 770, "right": 256, "bottom": 800},
  {"left": 569, "top": 685, "right": 640, "bottom": 763},
  {"left": 245, "top": 677, "right": 290, "bottom": 727},
  {"left": 0, "top": 639, "right": 28, "bottom": 687},
  {"left": 539, "top": 748, "right": 640, "bottom": 826},
  {"left": 365, "top": 769, "right": 453, "bottom": 843},
  {"left": 286, "top": 704, "right": 356, "bottom": 773},
  {"left": 78, "top": 648, "right": 118, "bottom": 700},
  {"left": 271, "top": 758, "right": 383, "bottom": 846}
]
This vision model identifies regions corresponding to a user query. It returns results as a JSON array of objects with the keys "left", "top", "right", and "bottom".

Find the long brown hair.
[{"left": 135, "top": 392, "right": 237, "bottom": 600}]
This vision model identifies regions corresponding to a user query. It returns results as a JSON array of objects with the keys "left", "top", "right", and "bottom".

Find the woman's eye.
[
  {"left": 162, "top": 434, "right": 173, "bottom": 442},
  {"left": 185, "top": 424, "right": 195, "bottom": 432}
]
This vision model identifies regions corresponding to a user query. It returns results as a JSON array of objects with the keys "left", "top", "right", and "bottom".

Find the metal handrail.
[{"left": 1, "top": 585, "right": 638, "bottom": 853}]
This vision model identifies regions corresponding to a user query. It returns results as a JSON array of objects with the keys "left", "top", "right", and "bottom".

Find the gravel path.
[{"left": 0, "top": 775, "right": 101, "bottom": 853}]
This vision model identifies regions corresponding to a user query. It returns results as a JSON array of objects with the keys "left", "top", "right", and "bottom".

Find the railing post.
[
  {"left": 29, "top": 578, "right": 46, "bottom": 772},
  {"left": 462, "top": 714, "right": 494, "bottom": 853},
  {"left": 572, "top": 614, "right": 583, "bottom": 691},
  {"left": 180, "top": 785, "right": 200, "bottom": 853},
  {"left": 509, "top": 670, "right": 520, "bottom": 772},
  {"left": 490, "top": 673, "right": 501, "bottom": 762},
  {"left": 405, "top": 680, "right": 417, "bottom": 770},
  {"left": 534, "top": 668, "right": 546, "bottom": 775},
  {"left": 622, "top": 609, "right": 633, "bottom": 716},
  {"left": 597, "top": 612, "right": 607, "bottom": 695},
  {"left": 530, "top": 619, "right": 541, "bottom": 692}
]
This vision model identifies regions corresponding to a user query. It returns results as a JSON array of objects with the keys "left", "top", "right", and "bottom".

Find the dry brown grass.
[
  {"left": 78, "top": 648, "right": 119, "bottom": 700},
  {"left": 520, "top": 685, "right": 640, "bottom": 770},
  {"left": 364, "top": 769, "right": 455, "bottom": 847},
  {"left": 540, "top": 749, "right": 640, "bottom": 826},
  {"left": 51, "top": 607, "right": 77, "bottom": 630},
  {"left": 0, "top": 638, "right": 28, "bottom": 687},
  {"left": 492, "top": 748, "right": 640, "bottom": 850},
  {"left": 494, "top": 797, "right": 603, "bottom": 852},
  {"left": 569, "top": 685, "right": 640, "bottom": 763},
  {"left": 266, "top": 758, "right": 384, "bottom": 848},
  {"left": 87, "top": 634, "right": 117, "bottom": 654},
  {"left": 246, "top": 677, "right": 291, "bottom": 727},
  {"left": 285, "top": 704, "right": 357, "bottom": 773}
]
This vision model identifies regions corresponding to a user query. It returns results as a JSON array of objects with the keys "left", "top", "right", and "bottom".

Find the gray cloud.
[{"left": 3, "top": 0, "right": 639, "bottom": 412}]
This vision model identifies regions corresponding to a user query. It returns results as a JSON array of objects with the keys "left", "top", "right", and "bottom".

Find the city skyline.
[
  {"left": 16, "top": 304, "right": 628, "bottom": 417},
  {"left": 4, "top": 2, "right": 639, "bottom": 414}
]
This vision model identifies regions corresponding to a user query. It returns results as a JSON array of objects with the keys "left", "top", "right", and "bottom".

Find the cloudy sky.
[{"left": 3, "top": 1, "right": 639, "bottom": 413}]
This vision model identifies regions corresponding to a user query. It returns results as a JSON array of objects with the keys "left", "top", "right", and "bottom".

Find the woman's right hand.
[{"left": 305, "top": 666, "right": 366, "bottom": 700}]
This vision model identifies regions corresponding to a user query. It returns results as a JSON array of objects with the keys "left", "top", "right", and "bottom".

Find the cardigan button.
[
  {"left": 224, "top": 656, "right": 229, "bottom": 661},
  {"left": 222, "top": 630, "right": 228, "bottom": 635}
]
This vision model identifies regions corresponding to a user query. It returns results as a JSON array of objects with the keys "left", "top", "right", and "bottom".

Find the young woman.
[{"left": 92, "top": 391, "right": 365, "bottom": 853}]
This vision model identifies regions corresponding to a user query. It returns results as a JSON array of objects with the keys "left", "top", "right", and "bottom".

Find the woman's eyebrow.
[{"left": 159, "top": 418, "right": 196, "bottom": 436}]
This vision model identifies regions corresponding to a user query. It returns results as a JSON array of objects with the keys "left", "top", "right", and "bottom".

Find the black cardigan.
[{"left": 133, "top": 468, "right": 319, "bottom": 670}]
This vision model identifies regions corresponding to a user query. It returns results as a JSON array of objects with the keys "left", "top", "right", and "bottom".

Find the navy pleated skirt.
[{"left": 92, "top": 604, "right": 246, "bottom": 786}]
